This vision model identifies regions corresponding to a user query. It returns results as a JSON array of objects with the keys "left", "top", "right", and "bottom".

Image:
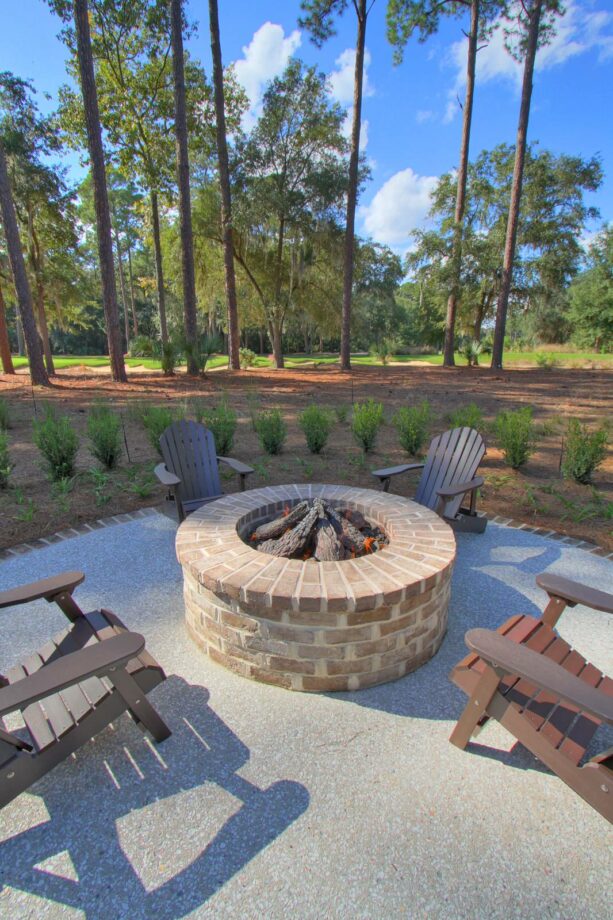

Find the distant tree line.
[{"left": 0, "top": 0, "right": 610, "bottom": 386}]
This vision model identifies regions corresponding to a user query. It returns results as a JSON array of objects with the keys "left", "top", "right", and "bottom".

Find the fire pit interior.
[
  {"left": 176, "top": 485, "right": 456, "bottom": 693},
  {"left": 247, "top": 498, "right": 388, "bottom": 561}
]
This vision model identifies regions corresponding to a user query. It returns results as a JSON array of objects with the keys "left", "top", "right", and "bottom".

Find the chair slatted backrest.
[
  {"left": 159, "top": 420, "right": 222, "bottom": 507},
  {"left": 415, "top": 427, "right": 485, "bottom": 520}
]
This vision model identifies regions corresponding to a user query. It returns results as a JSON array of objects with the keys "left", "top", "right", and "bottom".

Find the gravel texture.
[{"left": 0, "top": 512, "right": 611, "bottom": 919}]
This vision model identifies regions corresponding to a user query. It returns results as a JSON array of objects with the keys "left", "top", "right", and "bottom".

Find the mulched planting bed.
[{"left": 1, "top": 362, "right": 612, "bottom": 550}]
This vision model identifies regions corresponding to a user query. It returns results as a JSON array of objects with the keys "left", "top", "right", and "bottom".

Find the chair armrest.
[
  {"left": 0, "top": 632, "right": 146, "bottom": 716},
  {"left": 217, "top": 456, "right": 255, "bottom": 476},
  {"left": 0, "top": 572, "right": 85, "bottom": 610},
  {"left": 154, "top": 463, "right": 181, "bottom": 487},
  {"left": 465, "top": 628, "right": 613, "bottom": 726},
  {"left": 437, "top": 476, "right": 484, "bottom": 500},
  {"left": 536, "top": 573, "right": 613, "bottom": 615},
  {"left": 371, "top": 463, "right": 424, "bottom": 481}
]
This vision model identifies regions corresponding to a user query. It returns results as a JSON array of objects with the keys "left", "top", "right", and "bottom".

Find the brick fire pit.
[{"left": 176, "top": 484, "right": 456, "bottom": 692}]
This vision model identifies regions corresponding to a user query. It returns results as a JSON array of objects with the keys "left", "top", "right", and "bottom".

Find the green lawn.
[{"left": 8, "top": 350, "right": 612, "bottom": 372}]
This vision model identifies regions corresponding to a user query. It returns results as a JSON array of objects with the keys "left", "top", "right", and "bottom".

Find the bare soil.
[{"left": 1, "top": 363, "right": 612, "bottom": 551}]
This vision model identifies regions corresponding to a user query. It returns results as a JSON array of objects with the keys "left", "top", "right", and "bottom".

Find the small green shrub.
[
  {"left": 161, "top": 342, "right": 177, "bottom": 376},
  {"left": 393, "top": 401, "right": 431, "bottom": 455},
  {"left": 255, "top": 409, "right": 286, "bottom": 454},
  {"left": 495, "top": 407, "right": 535, "bottom": 469},
  {"left": 460, "top": 339, "right": 483, "bottom": 367},
  {"left": 0, "top": 431, "right": 12, "bottom": 488},
  {"left": 141, "top": 406, "right": 176, "bottom": 455},
  {"left": 185, "top": 335, "right": 221, "bottom": 375},
  {"left": 535, "top": 352, "right": 559, "bottom": 370},
  {"left": 561, "top": 419, "right": 608, "bottom": 484},
  {"left": 33, "top": 407, "right": 79, "bottom": 481},
  {"left": 352, "top": 399, "right": 384, "bottom": 452},
  {"left": 87, "top": 404, "right": 122, "bottom": 469},
  {"left": 0, "top": 398, "right": 10, "bottom": 431},
  {"left": 299, "top": 404, "right": 333, "bottom": 453},
  {"left": 334, "top": 405, "right": 348, "bottom": 424},
  {"left": 449, "top": 403, "right": 484, "bottom": 432},
  {"left": 51, "top": 476, "right": 76, "bottom": 512},
  {"left": 201, "top": 398, "right": 237, "bottom": 455},
  {"left": 369, "top": 338, "right": 399, "bottom": 366},
  {"left": 247, "top": 390, "right": 261, "bottom": 431},
  {"left": 128, "top": 335, "right": 156, "bottom": 358},
  {"left": 239, "top": 347, "right": 257, "bottom": 369}
]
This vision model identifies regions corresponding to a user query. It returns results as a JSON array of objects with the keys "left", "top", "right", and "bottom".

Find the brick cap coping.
[
  {"left": 1, "top": 503, "right": 612, "bottom": 563},
  {"left": 175, "top": 484, "right": 456, "bottom": 612}
]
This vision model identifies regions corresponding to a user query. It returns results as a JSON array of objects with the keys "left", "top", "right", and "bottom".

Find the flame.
[
  {"left": 250, "top": 533, "right": 258, "bottom": 542},
  {"left": 363, "top": 536, "right": 375, "bottom": 554},
  {"left": 303, "top": 549, "right": 312, "bottom": 560},
  {"left": 283, "top": 505, "right": 290, "bottom": 516}
]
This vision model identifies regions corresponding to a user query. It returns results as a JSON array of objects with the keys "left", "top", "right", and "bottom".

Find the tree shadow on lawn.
[{"left": 0, "top": 677, "right": 309, "bottom": 919}]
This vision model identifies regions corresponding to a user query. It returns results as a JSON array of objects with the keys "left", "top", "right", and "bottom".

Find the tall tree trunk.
[
  {"left": 473, "top": 297, "right": 486, "bottom": 342},
  {"left": 113, "top": 224, "right": 130, "bottom": 347},
  {"left": 35, "top": 280, "right": 55, "bottom": 376},
  {"left": 269, "top": 320, "right": 284, "bottom": 369},
  {"left": 150, "top": 189, "right": 168, "bottom": 344},
  {"left": 339, "top": 0, "right": 368, "bottom": 372},
  {"left": 170, "top": 0, "right": 198, "bottom": 374},
  {"left": 126, "top": 240, "right": 138, "bottom": 336},
  {"left": 208, "top": 0, "right": 240, "bottom": 371},
  {"left": 443, "top": 0, "right": 479, "bottom": 367},
  {"left": 73, "top": 0, "right": 126, "bottom": 381},
  {"left": 27, "top": 211, "right": 55, "bottom": 375},
  {"left": 491, "top": 0, "right": 543, "bottom": 369},
  {"left": 16, "top": 313, "right": 25, "bottom": 356},
  {"left": 0, "top": 281, "right": 15, "bottom": 374},
  {"left": 271, "top": 218, "right": 286, "bottom": 369},
  {"left": 0, "top": 143, "right": 49, "bottom": 386}
]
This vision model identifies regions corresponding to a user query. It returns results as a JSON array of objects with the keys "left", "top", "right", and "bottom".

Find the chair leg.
[
  {"left": 108, "top": 667, "right": 171, "bottom": 742},
  {"left": 450, "top": 667, "right": 501, "bottom": 750},
  {"left": 541, "top": 596, "right": 568, "bottom": 629}
]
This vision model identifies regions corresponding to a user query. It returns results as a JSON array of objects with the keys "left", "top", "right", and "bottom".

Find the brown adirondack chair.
[
  {"left": 0, "top": 571, "right": 170, "bottom": 809},
  {"left": 155, "top": 419, "right": 255, "bottom": 522},
  {"left": 372, "top": 426, "right": 487, "bottom": 533},
  {"left": 449, "top": 573, "right": 613, "bottom": 822}
]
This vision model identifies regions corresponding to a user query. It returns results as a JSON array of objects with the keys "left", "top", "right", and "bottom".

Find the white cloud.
[
  {"left": 359, "top": 168, "right": 437, "bottom": 250},
  {"left": 444, "top": 1, "right": 613, "bottom": 120},
  {"left": 328, "top": 48, "right": 374, "bottom": 105},
  {"left": 234, "top": 22, "right": 301, "bottom": 127},
  {"left": 416, "top": 109, "right": 435, "bottom": 124}
]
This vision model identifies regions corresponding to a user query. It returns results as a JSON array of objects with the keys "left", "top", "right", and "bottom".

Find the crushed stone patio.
[{"left": 0, "top": 509, "right": 611, "bottom": 919}]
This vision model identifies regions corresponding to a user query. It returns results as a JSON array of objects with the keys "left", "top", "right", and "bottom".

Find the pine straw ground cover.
[{"left": 0, "top": 362, "right": 611, "bottom": 551}]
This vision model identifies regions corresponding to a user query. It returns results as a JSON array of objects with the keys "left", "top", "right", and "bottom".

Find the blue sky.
[{"left": 2, "top": 0, "right": 612, "bottom": 255}]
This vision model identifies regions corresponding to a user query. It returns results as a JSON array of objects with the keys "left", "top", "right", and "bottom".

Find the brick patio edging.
[
  {"left": 0, "top": 507, "right": 160, "bottom": 561},
  {"left": 1, "top": 506, "right": 612, "bottom": 562}
]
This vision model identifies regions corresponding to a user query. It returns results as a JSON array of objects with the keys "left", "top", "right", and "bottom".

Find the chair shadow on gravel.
[{"left": 0, "top": 677, "right": 310, "bottom": 919}]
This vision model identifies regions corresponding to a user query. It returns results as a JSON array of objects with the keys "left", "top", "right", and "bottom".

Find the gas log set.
[{"left": 248, "top": 499, "right": 389, "bottom": 561}]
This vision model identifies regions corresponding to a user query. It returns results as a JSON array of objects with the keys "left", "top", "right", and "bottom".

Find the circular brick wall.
[{"left": 176, "top": 484, "right": 456, "bottom": 692}]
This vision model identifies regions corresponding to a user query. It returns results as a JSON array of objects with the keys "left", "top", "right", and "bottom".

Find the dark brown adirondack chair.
[
  {"left": 372, "top": 426, "right": 487, "bottom": 533},
  {"left": 155, "top": 419, "right": 255, "bottom": 522},
  {"left": 449, "top": 573, "right": 613, "bottom": 822},
  {"left": 0, "top": 571, "right": 170, "bottom": 809}
]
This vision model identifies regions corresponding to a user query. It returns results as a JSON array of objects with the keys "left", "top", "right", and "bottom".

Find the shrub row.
[{"left": 0, "top": 396, "right": 608, "bottom": 490}]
